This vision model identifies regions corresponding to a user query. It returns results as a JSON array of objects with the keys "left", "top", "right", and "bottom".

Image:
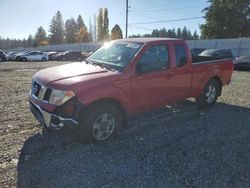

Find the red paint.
[{"left": 30, "top": 38, "right": 233, "bottom": 117}]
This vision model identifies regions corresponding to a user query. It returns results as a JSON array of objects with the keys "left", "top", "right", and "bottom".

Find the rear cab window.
[{"left": 174, "top": 44, "right": 187, "bottom": 68}]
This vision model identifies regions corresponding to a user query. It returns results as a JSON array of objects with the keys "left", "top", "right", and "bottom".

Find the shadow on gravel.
[{"left": 17, "top": 101, "right": 250, "bottom": 188}]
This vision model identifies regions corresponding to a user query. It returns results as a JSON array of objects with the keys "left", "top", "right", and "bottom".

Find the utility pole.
[{"left": 125, "top": 0, "right": 128, "bottom": 38}]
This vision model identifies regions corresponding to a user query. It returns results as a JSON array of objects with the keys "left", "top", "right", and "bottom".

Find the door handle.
[{"left": 165, "top": 73, "right": 173, "bottom": 79}]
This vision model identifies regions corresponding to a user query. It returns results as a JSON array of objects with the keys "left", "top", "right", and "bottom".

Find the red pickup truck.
[{"left": 29, "top": 38, "right": 233, "bottom": 142}]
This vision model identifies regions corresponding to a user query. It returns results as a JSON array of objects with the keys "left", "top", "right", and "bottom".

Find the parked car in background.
[
  {"left": 5, "top": 51, "right": 16, "bottom": 61},
  {"left": 190, "top": 48, "right": 206, "bottom": 56},
  {"left": 14, "top": 51, "right": 31, "bottom": 61},
  {"left": 234, "top": 55, "right": 250, "bottom": 71},
  {"left": 199, "top": 49, "right": 233, "bottom": 59},
  {"left": 0, "top": 50, "right": 6, "bottom": 62},
  {"left": 54, "top": 51, "right": 85, "bottom": 61},
  {"left": 48, "top": 51, "right": 60, "bottom": 61},
  {"left": 19, "top": 51, "right": 48, "bottom": 61}
]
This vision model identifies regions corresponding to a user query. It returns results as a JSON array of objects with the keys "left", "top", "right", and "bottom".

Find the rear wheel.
[
  {"left": 0, "top": 57, "right": 3, "bottom": 62},
  {"left": 196, "top": 79, "right": 220, "bottom": 108},
  {"left": 78, "top": 102, "right": 122, "bottom": 142},
  {"left": 21, "top": 57, "right": 27, "bottom": 62},
  {"left": 42, "top": 57, "right": 46, "bottom": 61}
]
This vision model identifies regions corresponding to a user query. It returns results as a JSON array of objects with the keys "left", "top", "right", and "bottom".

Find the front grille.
[
  {"left": 31, "top": 81, "right": 52, "bottom": 102},
  {"left": 32, "top": 81, "right": 41, "bottom": 97}
]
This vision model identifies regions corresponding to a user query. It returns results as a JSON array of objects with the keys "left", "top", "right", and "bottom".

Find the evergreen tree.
[
  {"left": 177, "top": 28, "right": 182, "bottom": 38},
  {"left": 193, "top": 30, "right": 199, "bottom": 40},
  {"left": 97, "top": 8, "right": 109, "bottom": 41},
  {"left": 182, "top": 26, "right": 188, "bottom": 40},
  {"left": 35, "top": 26, "right": 47, "bottom": 46},
  {"left": 65, "top": 18, "right": 77, "bottom": 43},
  {"left": 187, "top": 30, "right": 192, "bottom": 40},
  {"left": 111, "top": 24, "right": 123, "bottom": 40},
  {"left": 49, "top": 11, "right": 64, "bottom": 44},
  {"left": 171, "top": 28, "right": 177, "bottom": 38},
  {"left": 77, "top": 15, "right": 87, "bottom": 32},
  {"left": 200, "top": 0, "right": 250, "bottom": 38},
  {"left": 27, "top": 35, "right": 34, "bottom": 47}
]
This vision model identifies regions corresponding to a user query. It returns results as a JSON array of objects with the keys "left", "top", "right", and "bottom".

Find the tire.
[
  {"left": 0, "top": 57, "right": 3, "bottom": 62},
  {"left": 78, "top": 102, "right": 122, "bottom": 142},
  {"left": 42, "top": 57, "right": 46, "bottom": 61},
  {"left": 196, "top": 79, "right": 220, "bottom": 108},
  {"left": 21, "top": 57, "right": 27, "bottom": 62}
]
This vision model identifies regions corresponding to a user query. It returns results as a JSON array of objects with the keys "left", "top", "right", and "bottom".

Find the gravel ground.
[{"left": 0, "top": 61, "right": 250, "bottom": 188}]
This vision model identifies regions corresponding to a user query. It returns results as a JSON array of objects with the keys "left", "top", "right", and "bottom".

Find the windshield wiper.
[{"left": 87, "top": 59, "right": 117, "bottom": 72}]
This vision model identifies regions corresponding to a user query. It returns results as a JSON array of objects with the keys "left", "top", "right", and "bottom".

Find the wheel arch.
[
  {"left": 83, "top": 97, "right": 128, "bottom": 126},
  {"left": 209, "top": 76, "right": 222, "bottom": 96}
]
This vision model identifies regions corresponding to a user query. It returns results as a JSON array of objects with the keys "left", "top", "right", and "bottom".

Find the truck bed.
[{"left": 192, "top": 55, "right": 232, "bottom": 64}]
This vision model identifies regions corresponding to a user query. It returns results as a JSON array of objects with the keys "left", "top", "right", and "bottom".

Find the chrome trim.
[
  {"left": 31, "top": 80, "right": 51, "bottom": 103},
  {"left": 30, "top": 100, "right": 78, "bottom": 129},
  {"left": 192, "top": 58, "right": 232, "bottom": 66}
]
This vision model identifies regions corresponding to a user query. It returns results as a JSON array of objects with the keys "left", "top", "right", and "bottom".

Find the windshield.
[
  {"left": 199, "top": 49, "right": 217, "bottom": 56},
  {"left": 87, "top": 41, "right": 142, "bottom": 71}
]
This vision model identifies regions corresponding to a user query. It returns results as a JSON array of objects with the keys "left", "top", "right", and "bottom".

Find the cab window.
[
  {"left": 174, "top": 44, "right": 187, "bottom": 67},
  {"left": 137, "top": 45, "right": 169, "bottom": 74}
]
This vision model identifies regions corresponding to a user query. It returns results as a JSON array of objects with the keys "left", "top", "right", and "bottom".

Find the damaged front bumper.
[{"left": 29, "top": 100, "right": 78, "bottom": 129}]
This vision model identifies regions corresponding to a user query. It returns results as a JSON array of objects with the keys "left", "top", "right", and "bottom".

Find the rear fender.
[{"left": 196, "top": 70, "right": 223, "bottom": 96}]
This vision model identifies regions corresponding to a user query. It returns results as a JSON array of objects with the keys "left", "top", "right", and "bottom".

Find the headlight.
[{"left": 49, "top": 89, "right": 75, "bottom": 105}]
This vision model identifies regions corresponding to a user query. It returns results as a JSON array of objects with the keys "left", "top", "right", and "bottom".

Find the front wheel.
[
  {"left": 42, "top": 57, "right": 46, "bottom": 61},
  {"left": 79, "top": 102, "right": 122, "bottom": 142},
  {"left": 196, "top": 79, "right": 220, "bottom": 108}
]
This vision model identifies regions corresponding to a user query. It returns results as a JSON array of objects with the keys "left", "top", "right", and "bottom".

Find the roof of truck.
[{"left": 114, "top": 37, "right": 183, "bottom": 43}]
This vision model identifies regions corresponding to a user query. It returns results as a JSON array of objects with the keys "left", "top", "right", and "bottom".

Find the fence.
[
  {"left": 8, "top": 38, "right": 250, "bottom": 57},
  {"left": 10, "top": 42, "right": 103, "bottom": 53},
  {"left": 187, "top": 38, "right": 250, "bottom": 57}
]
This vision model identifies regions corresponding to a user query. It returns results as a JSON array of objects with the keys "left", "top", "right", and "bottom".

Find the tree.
[
  {"left": 65, "top": 18, "right": 77, "bottom": 43},
  {"left": 182, "top": 26, "right": 188, "bottom": 40},
  {"left": 77, "top": 15, "right": 87, "bottom": 32},
  {"left": 171, "top": 28, "right": 177, "bottom": 38},
  {"left": 75, "top": 27, "right": 91, "bottom": 43},
  {"left": 49, "top": 11, "right": 64, "bottom": 44},
  {"left": 35, "top": 26, "right": 47, "bottom": 46},
  {"left": 27, "top": 35, "right": 34, "bottom": 47},
  {"left": 97, "top": 8, "right": 109, "bottom": 41},
  {"left": 177, "top": 28, "right": 182, "bottom": 38},
  {"left": 200, "top": 0, "right": 250, "bottom": 39},
  {"left": 92, "top": 14, "right": 97, "bottom": 41},
  {"left": 187, "top": 30, "right": 192, "bottom": 40},
  {"left": 193, "top": 30, "right": 199, "bottom": 40},
  {"left": 111, "top": 24, "right": 123, "bottom": 40}
]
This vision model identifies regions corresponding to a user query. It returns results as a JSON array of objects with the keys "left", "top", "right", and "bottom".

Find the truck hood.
[{"left": 33, "top": 62, "right": 113, "bottom": 86}]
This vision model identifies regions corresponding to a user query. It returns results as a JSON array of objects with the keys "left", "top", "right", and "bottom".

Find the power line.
[
  {"left": 130, "top": 16, "right": 203, "bottom": 25},
  {"left": 130, "top": 8, "right": 193, "bottom": 18},
  {"left": 137, "top": 0, "right": 201, "bottom": 10},
  {"left": 130, "top": 5, "right": 205, "bottom": 13},
  {"left": 129, "top": 25, "right": 153, "bottom": 31}
]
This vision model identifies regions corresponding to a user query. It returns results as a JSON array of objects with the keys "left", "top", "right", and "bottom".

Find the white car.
[{"left": 19, "top": 51, "right": 48, "bottom": 61}]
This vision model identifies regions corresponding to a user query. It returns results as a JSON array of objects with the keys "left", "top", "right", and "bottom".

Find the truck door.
[
  {"left": 170, "top": 43, "right": 193, "bottom": 100},
  {"left": 131, "top": 44, "right": 174, "bottom": 111}
]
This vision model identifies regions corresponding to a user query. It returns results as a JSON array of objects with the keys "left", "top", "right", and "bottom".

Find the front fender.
[{"left": 76, "top": 85, "right": 131, "bottom": 114}]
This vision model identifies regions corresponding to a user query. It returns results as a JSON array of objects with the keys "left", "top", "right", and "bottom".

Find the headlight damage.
[
  {"left": 31, "top": 81, "right": 75, "bottom": 106},
  {"left": 49, "top": 89, "right": 75, "bottom": 105}
]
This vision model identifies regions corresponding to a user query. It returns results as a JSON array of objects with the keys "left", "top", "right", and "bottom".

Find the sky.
[{"left": 0, "top": 0, "right": 209, "bottom": 39}]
